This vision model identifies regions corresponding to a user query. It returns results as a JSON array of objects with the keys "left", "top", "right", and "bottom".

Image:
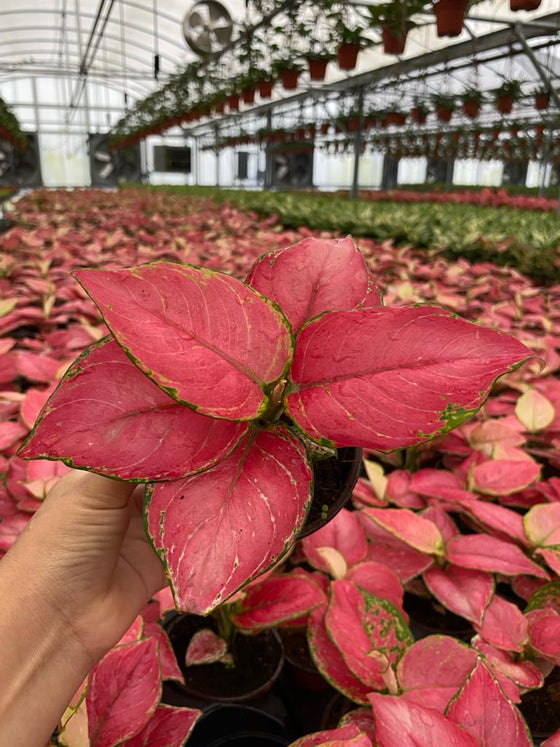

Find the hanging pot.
[
  {"left": 280, "top": 69, "right": 299, "bottom": 90},
  {"left": 510, "top": 0, "right": 541, "bottom": 9},
  {"left": 411, "top": 107, "right": 427, "bottom": 124},
  {"left": 535, "top": 92, "right": 550, "bottom": 110},
  {"left": 227, "top": 95, "right": 240, "bottom": 111},
  {"left": 347, "top": 117, "right": 360, "bottom": 132},
  {"left": 495, "top": 94, "right": 514, "bottom": 114},
  {"left": 336, "top": 42, "right": 360, "bottom": 71},
  {"left": 434, "top": 0, "right": 468, "bottom": 38},
  {"left": 241, "top": 87, "right": 256, "bottom": 105},
  {"left": 436, "top": 106, "right": 453, "bottom": 123},
  {"left": 320, "top": 122, "right": 330, "bottom": 136},
  {"left": 382, "top": 27, "right": 408, "bottom": 55},
  {"left": 462, "top": 100, "right": 480, "bottom": 119},
  {"left": 257, "top": 80, "right": 274, "bottom": 99},
  {"left": 307, "top": 57, "right": 329, "bottom": 81}
]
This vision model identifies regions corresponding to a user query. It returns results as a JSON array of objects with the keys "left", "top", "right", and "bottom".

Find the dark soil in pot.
[
  {"left": 165, "top": 614, "right": 284, "bottom": 702},
  {"left": 520, "top": 666, "right": 560, "bottom": 743},
  {"left": 279, "top": 627, "right": 330, "bottom": 692},
  {"left": 320, "top": 692, "right": 357, "bottom": 731},
  {"left": 298, "top": 447, "right": 362, "bottom": 539},
  {"left": 403, "top": 592, "right": 474, "bottom": 642}
]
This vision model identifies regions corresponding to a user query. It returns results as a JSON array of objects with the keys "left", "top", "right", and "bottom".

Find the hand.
[
  {"left": 20, "top": 470, "right": 167, "bottom": 662},
  {"left": 0, "top": 470, "right": 166, "bottom": 745}
]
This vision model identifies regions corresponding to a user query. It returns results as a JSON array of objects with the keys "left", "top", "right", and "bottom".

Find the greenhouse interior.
[{"left": 2, "top": 1, "right": 560, "bottom": 746}]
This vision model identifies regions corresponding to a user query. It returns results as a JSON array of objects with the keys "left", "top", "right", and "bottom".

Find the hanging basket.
[
  {"left": 434, "top": 0, "right": 468, "bottom": 37},
  {"left": 382, "top": 27, "right": 408, "bottom": 55},
  {"left": 495, "top": 94, "right": 514, "bottom": 114},
  {"left": 535, "top": 92, "right": 550, "bottom": 110},
  {"left": 257, "top": 80, "right": 274, "bottom": 99},
  {"left": 462, "top": 100, "right": 480, "bottom": 119},
  {"left": 241, "top": 87, "right": 256, "bottom": 105},
  {"left": 320, "top": 122, "right": 330, "bottom": 136},
  {"left": 307, "top": 57, "right": 329, "bottom": 81},
  {"left": 336, "top": 43, "right": 360, "bottom": 71},
  {"left": 510, "top": 0, "right": 541, "bottom": 9},
  {"left": 280, "top": 69, "right": 299, "bottom": 90}
]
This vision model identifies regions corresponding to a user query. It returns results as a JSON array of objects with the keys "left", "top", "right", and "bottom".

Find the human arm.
[{"left": 0, "top": 471, "right": 166, "bottom": 745}]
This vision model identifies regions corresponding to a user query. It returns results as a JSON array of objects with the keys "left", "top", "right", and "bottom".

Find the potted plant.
[
  {"left": 410, "top": 100, "right": 429, "bottom": 124},
  {"left": 433, "top": 0, "right": 469, "bottom": 37},
  {"left": 431, "top": 92, "right": 456, "bottom": 122},
  {"left": 494, "top": 79, "right": 522, "bottom": 114},
  {"left": 330, "top": 22, "right": 369, "bottom": 71},
  {"left": 368, "top": 0, "right": 424, "bottom": 56},
  {"left": 535, "top": 85, "right": 550, "bottom": 111},
  {"left": 272, "top": 59, "right": 304, "bottom": 91},
  {"left": 461, "top": 87, "right": 484, "bottom": 119},
  {"left": 510, "top": 0, "right": 541, "bottom": 9},
  {"left": 21, "top": 235, "right": 531, "bottom": 619}
]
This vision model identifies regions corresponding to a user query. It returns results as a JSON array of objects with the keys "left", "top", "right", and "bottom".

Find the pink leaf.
[
  {"left": 0, "top": 512, "right": 31, "bottom": 550},
  {"left": 446, "top": 534, "right": 549, "bottom": 578},
  {"left": 385, "top": 469, "right": 424, "bottom": 509},
  {"left": 338, "top": 709, "right": 376, "bottom": 741},
  {"left": 421, "top": 506, "right": 459, "bottom": 542},
  {"left": 307, "top": 606, "right": 371, "bottom": 704},
  {"left": 542, "top": 729, "right": 560, "bottom": 747},
  {"left": 20, "top": 386, "right": 53, "bottom": 429},
  {"left": 117, "top": 616, "right": 144, "bottom": 645},
  {"left": 397, "top": 635, "right": 477, "bottom": 713},
  {"left": 346, "top": 561, "right": 404, "bottom": 613},
  {"left": 16, "top": 351, "right": 61, "bottom": 383},
  {"left": 473, "top": 639, "right": 543, "bottom": 692},
  {"left": 288, "top": 724, "right": 372, "bottom": 747},
  {"left": 121, "top": 704, "right": 201, "bottom": 747},
  {"left": 524, "top": 503, "right": 560, "bottom": 547},
  {"left": 369, "top": 693, "right": 477, "bottom": 746},
  {"left": 526, "top": 608, "right": 560, "bottom": 664},
  {"left": 145, "top": 622, "right": 185, "bottom": 683},
  {"left": 247, "top": 236, "right": 380, "bottom": 332},
  {"left": 0, "top": 420, "right": 28, "bottom": 450},
  {"left": 472, "top": 460, "right": 541, "bottom": 496},
  {"left": 185, "top": 628, "right": 228, "bottom": 666},
  {"left": 423, "top": 565, "right": 494, "bottom": 625},
  {"left": 20, "top": 338, "right": 247, "bottom": 481},
  {"left": 325, "top": 579, "right": 412, "bottom": 691},
  {"left": 302, "top": 508, "right": 368, "bottom": 572},
  {"left": 75, "top": 263, "right": 293, "bottom": 421},
  {"left": 360, "top": 517, "right": 434, "bottom": 582},
  {"left": 474, "top": 595, "right": 528, "bottom": 652},
  {"left": 287, "top": 306, "right": 532, "bottom": 450},
  {"left": 446, "top": 661, "right": 532, "bottom": 747},
  {"left": 361, "top": 508, "right": 444, "bottom": 555},
  {"left": 146, "top": 426, "right": 312, "bottom": 614},
  {"left": 232, "top": 572, "right": 326, "bottom": 629},
  {"left": 457, "top": 499, "right": 527, "bottom": 544},
  {"left": 87, "top": 638, "right": 161, "bottom": 747}
]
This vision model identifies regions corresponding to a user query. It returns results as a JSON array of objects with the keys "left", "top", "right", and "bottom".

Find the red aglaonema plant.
[{"left": 20, "top": 237, "right": 533, "bottom": 615}]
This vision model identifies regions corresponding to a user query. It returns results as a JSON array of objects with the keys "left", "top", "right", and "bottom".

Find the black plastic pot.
[
  {"left": 403, "top": 593, "right": 474, "bottom": 642},
  {"left": 279, "top": 627, "right": 329, "bottom": 693},
  {"left": 184, "top": 704, "right": 289, "bottom": 747},
  {"left": 298, "top": 447, "right": 362, "bottom": 539},
  {"left": 164, "top": 613, "right": 284, "bottom": 703}
]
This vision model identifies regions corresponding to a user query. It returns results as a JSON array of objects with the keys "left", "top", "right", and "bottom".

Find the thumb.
[{"left": 49, "top": 469, "right": 136, "bottom": 510}]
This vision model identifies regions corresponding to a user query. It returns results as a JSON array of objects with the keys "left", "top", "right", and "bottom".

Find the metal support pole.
[
  {"left": 214, "top": 126, "right": 220, "bottom": 187},
  {"left": 264, "top": 110, "right": 272, "bottom": 191},
  {"left": 350, "top": 88, "right": 364, "bottom": 200},
  {"left": 192, "top": 135, "right": 198, "bottom": 185},
  {"left": 514, "top": 23, "right": 560, "bottom": 109},
  {"left": 445, "top": 159, "right": 454, "bottom": 192},
  {"left": 31, "top": 77, "right": 41, "bottom": 133}
]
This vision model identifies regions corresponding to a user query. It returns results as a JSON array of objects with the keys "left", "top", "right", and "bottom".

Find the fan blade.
[
  {"left": 94, "top": 150, "right": 112, "bottom": 163},
  {"left": 194, "top": 30, "right": 213, "bottom": 53},
  {"left": 209, "top": 3, "right": 229, "bottom": 23},
  {"left": 190, "top": 5, "right": 209, "bottom": 26},
  {"left": 212, "top": 26, "right": 232, "bottom": 45},
  {"left": 99, "top": 162, "right": 114, "bottom": 180}
]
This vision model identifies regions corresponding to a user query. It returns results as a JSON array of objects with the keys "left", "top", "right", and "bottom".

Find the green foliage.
[{"left": 127, "top": 185, "right": 560, "bottom": 285}]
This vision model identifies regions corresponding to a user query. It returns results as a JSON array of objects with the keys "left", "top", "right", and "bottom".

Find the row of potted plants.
[
  {"left": 0, "top": 96, "right": 28, "bottom": 153},
  {"left": 107, "top": 0, "right": 546, "bottom": 151},
  {"left": 1, "top": 187, "right": 559, "bottom": 745}
]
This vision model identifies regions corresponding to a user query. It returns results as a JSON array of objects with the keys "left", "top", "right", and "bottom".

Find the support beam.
[
  {"left": 350, "top": 88, "right": 364, "bottom": 200},
  {"left": 514, "top": 22, "right": 560, "bottom": 109}
]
